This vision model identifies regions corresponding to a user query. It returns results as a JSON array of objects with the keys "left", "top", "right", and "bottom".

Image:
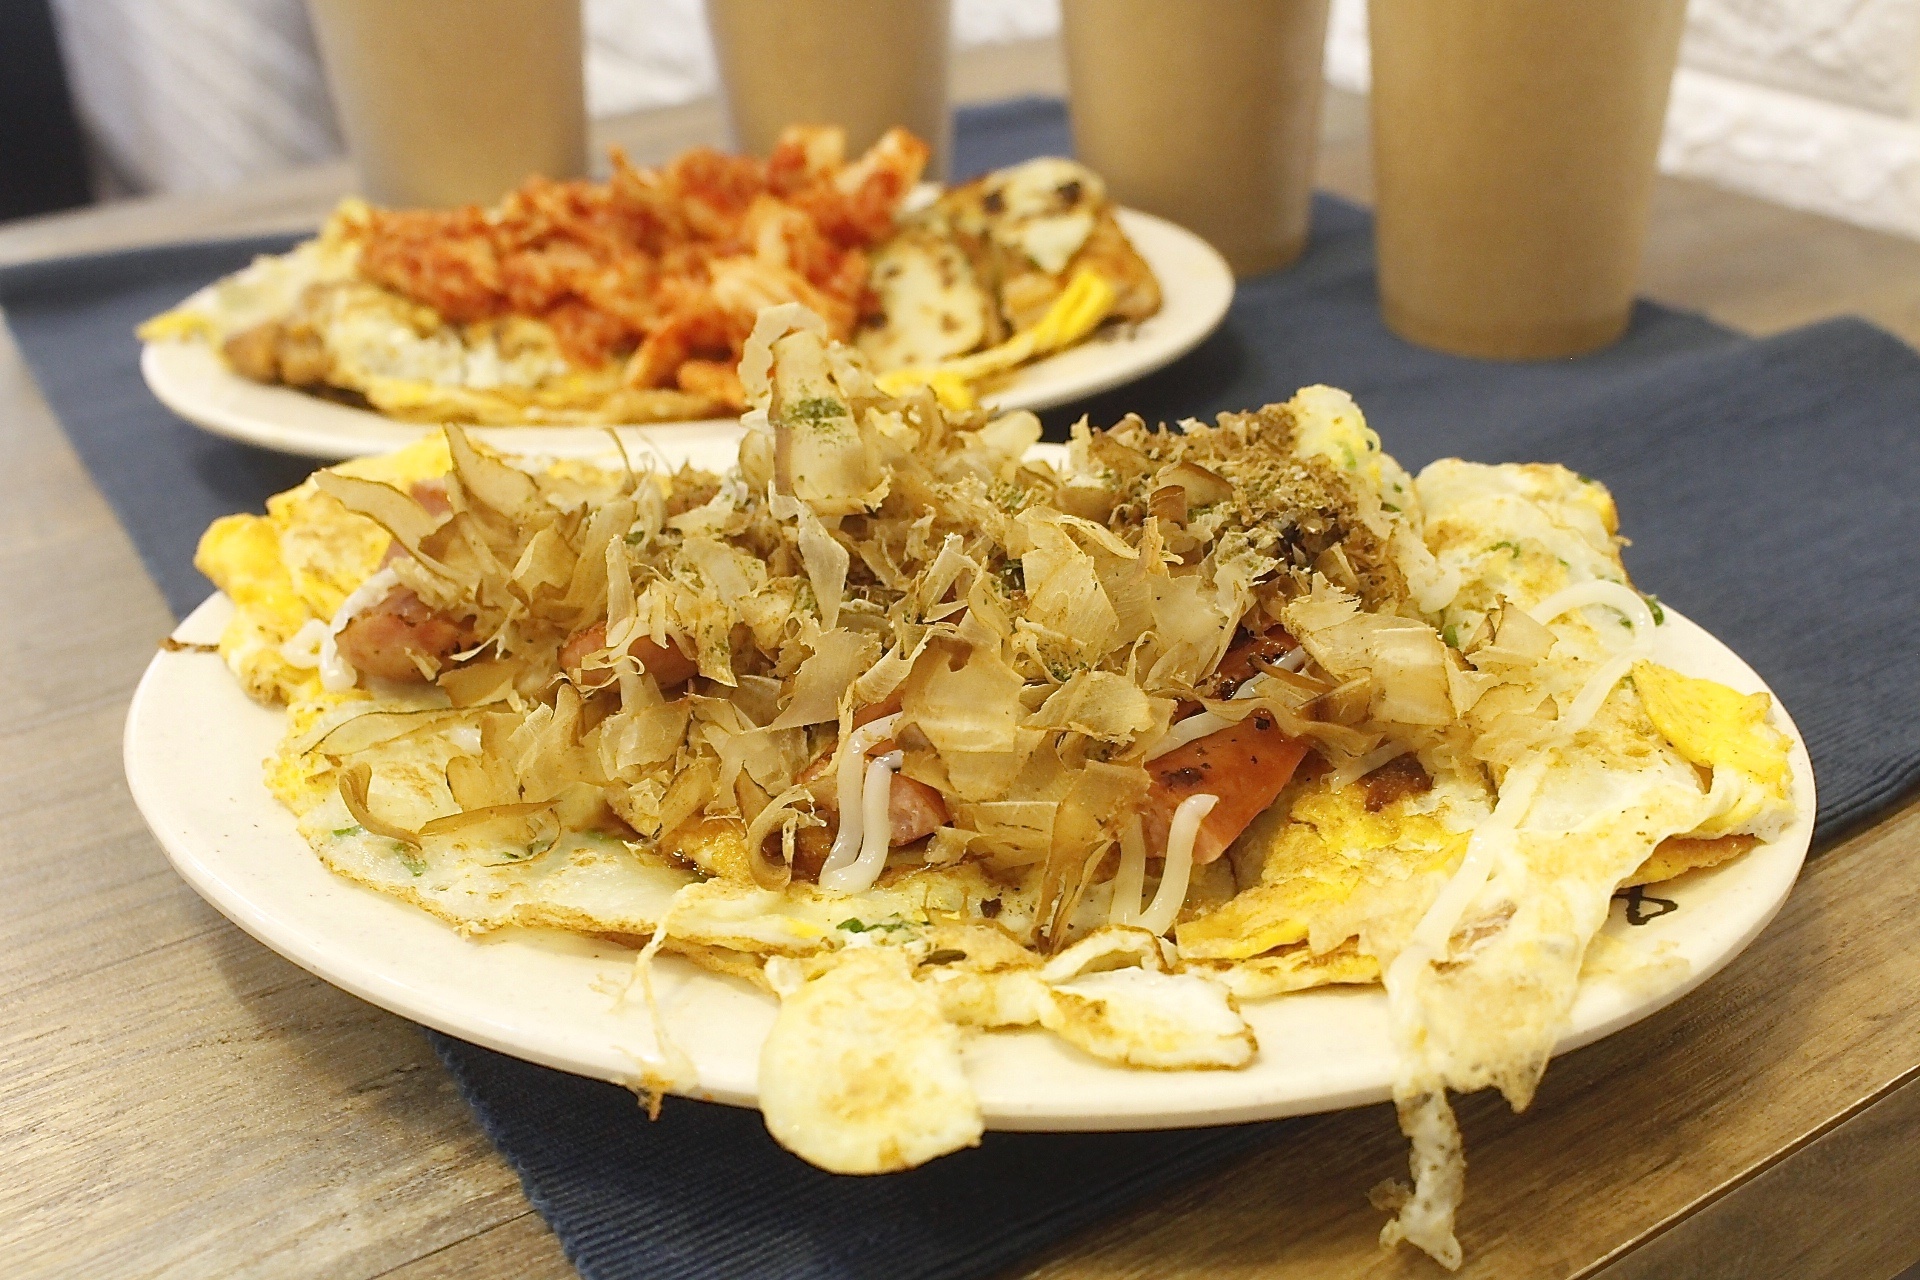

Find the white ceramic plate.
[
  {"left": 138, "top": 207, "right": 1233, "bottom": 462},
  {"left": 125, "top": 603, "right": 1814, "bottom": 1132}
]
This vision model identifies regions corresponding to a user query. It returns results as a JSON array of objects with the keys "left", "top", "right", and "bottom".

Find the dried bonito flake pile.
[{"left": 196, "top": 305, "right": 1794, "bottom": 1269}]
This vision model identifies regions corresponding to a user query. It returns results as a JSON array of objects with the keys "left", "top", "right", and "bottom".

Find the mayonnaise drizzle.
[
  {"left": 1529, "top": 578, "right": 1658, "bottom": 745},
  {"left": 820, "top": 751, "right": 903, "bottom": 894},
  {"left": 1144, "top": 672, "right": 1276, "bottom": 762},
  {"left": 1527, "top": 579, "right": 1656, "bottom": 647},
  {"left": 818, "top": 713, "right": 902, "bottom": 892},
  {"left": 1136, "top": 793, "right": 1218, "bottom": 936},
  {"left": 1384, "top": 754, "right": 1548, "bottom": 1033},
  {"left": 1107, "top": 815, "right": 1148, "bottom": 927},
  {"left": 276, "top": 618, "right": 328, "bottom": 669},
  {"left": 1376, "top": 580, "right": 1659, "bottom": 1260},
  {"left": 317, "top": 567, "right": 400, "bottom": 692}
]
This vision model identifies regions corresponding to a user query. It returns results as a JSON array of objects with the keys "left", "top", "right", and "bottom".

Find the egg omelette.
[
  {"left": 142, "top": 142, "right": 1159, "bottom": 426},
  {"left": 193, "top": 304, "right": 1793, "bottom": 1268}
]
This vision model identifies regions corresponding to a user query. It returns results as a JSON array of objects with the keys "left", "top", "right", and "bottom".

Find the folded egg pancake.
[
  {"left": 195, "top": 303, "right": 1793, "bottom": 1265},
  {"left": 857, "top": 157, "right": 1163, "bottom": 405},
  {"left": 147, "top": 144, "right": 1164, "bottom": 426},
  {"left": 933, "top": 156, "right": 1162, "bottom": 331}
]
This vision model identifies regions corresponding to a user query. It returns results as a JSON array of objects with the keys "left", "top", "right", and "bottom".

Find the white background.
[{"left": 49, "top": 0, "right": 1920, "bottom": 240}]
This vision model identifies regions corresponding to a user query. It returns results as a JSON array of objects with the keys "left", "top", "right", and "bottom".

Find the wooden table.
[{"left": 5, "top": 45, "right": 1920, "bottom": 1280}]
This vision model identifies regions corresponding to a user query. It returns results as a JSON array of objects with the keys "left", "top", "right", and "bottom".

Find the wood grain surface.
[{"left": 2, "top": 44, "right": 1917, "bottom": 1280}]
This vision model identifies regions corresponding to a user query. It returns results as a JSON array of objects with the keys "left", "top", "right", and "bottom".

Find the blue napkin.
[{"left": 5, "top": 97, "right": 1917, "bottom": 1280}]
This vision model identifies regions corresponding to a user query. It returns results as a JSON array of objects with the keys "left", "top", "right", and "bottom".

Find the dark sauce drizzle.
[{"left": 1618, "top": 884, "right": 1680, "bottom": 927}]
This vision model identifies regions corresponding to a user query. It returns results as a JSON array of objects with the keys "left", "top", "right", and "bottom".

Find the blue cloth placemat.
[{"left": 5, "top": 97, "right": 1919, "bottom": 1280}]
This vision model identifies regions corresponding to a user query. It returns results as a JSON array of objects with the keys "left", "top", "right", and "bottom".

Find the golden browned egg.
[
  {"left": 192, "top": 312, "right": 1795, "bottom": 1271},
  {"left": 1176, "top": 773, "right": 1479, "bottom": 966},
  {"left": 758, "top": 946, "right": 982, "bottom": 1173},
  {"left": 856, "top": 224, "right": 992, "bottom": 371}
]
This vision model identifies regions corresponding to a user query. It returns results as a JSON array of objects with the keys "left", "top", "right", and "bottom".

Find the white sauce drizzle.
[
  {"left": 1529, "top": 578, "right": 1658, "bottom": 745},
  {"left": 1371, "top": 571, "right": 1661, "bottom": 1266},
  {"left": 276, "top": 618, "right": 328, "bottom": 669},
  {"left": 1528, "top": 579, "right": 1655, "bottom": 648},
  {"left": 1144, "top": 673, "right": 1274, "bottom": 762},
  {"left": 818, "top": 713, "right": 902, "bottom": 891},
  {"left": 1107, "top": 814, "right": 1148, "bottom": 927},
  {"left": 1327, "top": 742, "right": 1410, "bottom": 792},
  {"left": 1136, "top": 794, "right": 1218, "bottom": 936},
  {"left": 318, "top": 567, "right": 400, "bottom": 692},
  {"left": 820, "top": 751, "right": 903, "bottom": 894},
  {"left": 1553, "top": 649, "right": 1642, "bottom": 743},
  {"left": 1385, "top": 754, "right": 1548, "bottom": 1030}
]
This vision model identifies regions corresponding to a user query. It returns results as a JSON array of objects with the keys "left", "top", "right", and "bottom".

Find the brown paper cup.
[
  {"left": 306, "top": 0, "right": 588, "bottom": 209},
  {"left": 1060, "top": 0, "right": 1330, "bottom": 277},
  {"left": 706, "top": 0, "right": 953, "bottom": 180},
  {"left": 1369, "top": 0, "right": 1687, "bottom": 360}
]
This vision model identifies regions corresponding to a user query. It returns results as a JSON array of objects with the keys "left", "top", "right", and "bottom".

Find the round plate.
[
  {"left": 138, "top": 207, "right": 1233, "bottom": 462},
  {"left": 125, "top": 605, "right": 1813, "bottom": 1132}
]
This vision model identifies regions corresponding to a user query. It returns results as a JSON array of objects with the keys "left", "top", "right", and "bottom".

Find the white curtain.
[
  {"left": 50, "top": 0, "right": 342, "bottom": 195},
  {"left": 51, "top": 0, "right": 1064, "bottom": 197}
]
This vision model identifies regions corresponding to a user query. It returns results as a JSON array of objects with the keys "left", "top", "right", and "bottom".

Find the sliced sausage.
[
  {"left": 334, "top": 587, "right": 480, "bottom": 683},
  {"left": 1143, "top": 708, "right": 1309, "bottom": 865},
  {"left": 560, "top": 620, "right": 699, "bottom": 691}
]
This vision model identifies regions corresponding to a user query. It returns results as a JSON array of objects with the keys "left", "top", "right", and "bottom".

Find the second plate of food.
[{"left": 140, "top": 141, "right": 1233, "bottom": 462}]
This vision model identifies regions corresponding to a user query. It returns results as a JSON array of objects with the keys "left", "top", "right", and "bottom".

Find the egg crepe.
[
  {"left": 195, "top": 304, "right": 1791, "bottom": 1269},
  {"left": 144, "top": 146, "right": 1162, "bottom": 425},
  {"left": 859, "top": 157, "right": 1161, "bottom": 398}
]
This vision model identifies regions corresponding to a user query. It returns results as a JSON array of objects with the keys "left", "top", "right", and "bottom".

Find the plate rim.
[
  {"left": 137, "top": 204, "right": 1234, "bottom": 462},
  {"left": 124, "top": 594, "right": 1815, "bottom": 1132}
]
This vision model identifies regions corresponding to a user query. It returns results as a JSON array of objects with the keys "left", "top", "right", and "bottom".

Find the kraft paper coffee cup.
[
  {"left": 1369, "top": 0, "right": 1688, "bottom": 360},
  {"left": 1060, "top": 0, "right": 1331, "bottom": 277},
  {"left": 306, "top": 0, "right": 589, "bottom": 208},
  {"left": 706, "top": 0, "right": 953, "bottom": 180}
]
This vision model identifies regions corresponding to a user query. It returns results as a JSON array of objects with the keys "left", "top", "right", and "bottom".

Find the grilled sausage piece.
[
  {"left": 334, "top": 588, "right": 481, "bottom": 683},
  {"left": 559, "top": 620, "right": 699, "bottom": 691}
]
